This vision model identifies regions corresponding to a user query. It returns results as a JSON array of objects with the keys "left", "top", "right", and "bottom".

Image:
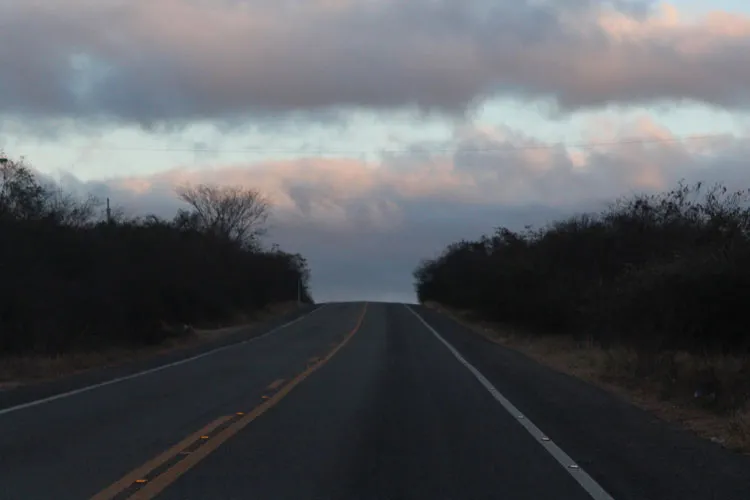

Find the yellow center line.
[
  {"left": 128, "top": 303, "right": 367, "bottom": 500},
  {"left": 89, "top": 415, "right": 233, "bottom": 500},
  {"left": 91, "top": 303, "right": 368, "bottom": 500}
]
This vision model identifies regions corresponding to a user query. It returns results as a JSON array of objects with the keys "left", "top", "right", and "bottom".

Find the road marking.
[
  {"left": 266, "top": 379, "right": 285, "bottom": 390},
  {"left": 94, "top": 303, "right": 368, "bottom": 500},
  {"left": 0, "top": 305, "right": 329, "bottom": 418},
  {"left": 405, "top": 305, "right": 615, "bottom": 500},
  {"left": 89, "top": 415, "right": 233, "bottom": 500}
]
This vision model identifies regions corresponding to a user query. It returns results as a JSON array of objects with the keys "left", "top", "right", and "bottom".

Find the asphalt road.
[{"left": 1, "top": 302, "right": 749, "bottom": 500}]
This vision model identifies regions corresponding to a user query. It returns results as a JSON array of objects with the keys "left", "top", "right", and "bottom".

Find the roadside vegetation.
[
  {"left": 0, "top": 153, "right": 312, "bottom": 377},
  {"left": 414, "top": 181, "right": 750, "bottom": 452}
]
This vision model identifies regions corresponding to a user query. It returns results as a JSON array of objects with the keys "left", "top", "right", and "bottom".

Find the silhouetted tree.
[
  {"left": 0, "top": 154, "right": 313, "bottom": 356},
  {"left": 414, "top": 180, "right": 750, "bottom": 353},
  {"left": 0, "top": 156, "right": 46, "bottom": 220},
  {"left": 175, "top": 184, "right": 269, "bottom": 249}
]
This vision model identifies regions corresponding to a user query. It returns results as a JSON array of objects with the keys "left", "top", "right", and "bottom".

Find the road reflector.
[
  {"left": 569, "top": 464, "right": 580, "bottom": 469},
  {"left": 200, "top": 435, "right": 209, "bottom": 439},
  {"left": 135, "top": 479, "right": 148, "bottom": 484},
  {"left": 236, "top": 412, "right": 244, "bottom": 415}
]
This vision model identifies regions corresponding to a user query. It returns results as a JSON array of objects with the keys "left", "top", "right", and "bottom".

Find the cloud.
[
  {"left": 3, "top": 1, "right": 750, "bottom": 126},
  {"left": 46, "top": 115, "right": 749, "bottom": 302}
]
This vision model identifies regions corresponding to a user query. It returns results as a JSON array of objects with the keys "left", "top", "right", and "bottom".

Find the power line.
[{"left": 12, "top": 133, "right": 737, "bottom": 156}]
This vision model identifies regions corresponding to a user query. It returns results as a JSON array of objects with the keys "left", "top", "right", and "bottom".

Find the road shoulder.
[
  {"left": 414, "top": 304, "right": 750, "bottom": 500},
  {"left": 0, "top": 304, "right": 320, "bottom": 412}
]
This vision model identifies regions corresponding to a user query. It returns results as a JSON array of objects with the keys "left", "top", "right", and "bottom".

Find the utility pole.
[
  {"left": 297, "top": 276, "right": 302, "bottom": 305},
  {"left": 106, "top": 198, "right": 112, "bottom": 224}
]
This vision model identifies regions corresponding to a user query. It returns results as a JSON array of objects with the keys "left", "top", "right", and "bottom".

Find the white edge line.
[
  {"left": 0, "top": 304, "right": 330, "bottom": 417},
  {"left": 405, "top": 305, "right": 615, "bottom": 500}
]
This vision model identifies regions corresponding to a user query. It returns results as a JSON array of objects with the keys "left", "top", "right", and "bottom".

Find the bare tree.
[
  {"left": 41, "top": 185, "right": 103, "bottom": 228},
  {"left": 0, "top": 156, "right": 46, "bottom": 220},
  {"left": 175, "top": 184, "right": 270, "bottom": 248}
]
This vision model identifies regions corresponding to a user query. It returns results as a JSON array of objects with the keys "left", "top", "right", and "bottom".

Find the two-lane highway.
[{"left": 2, "top": 302, "right": 750, "bottom": 499}]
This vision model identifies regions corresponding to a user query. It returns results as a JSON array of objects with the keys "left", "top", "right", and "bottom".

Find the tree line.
[
  {"left": 414, "top": 181, "right": 750, "bottom": 354},
  {"left": 0, "top": 154, "right": 312, "bottom": 355}
]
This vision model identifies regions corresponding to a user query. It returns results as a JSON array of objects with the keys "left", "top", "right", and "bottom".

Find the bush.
[
  {"left": 414, "top": 181, "right": 750, "bottom": 353},
  {"left": 0, "top": 155, "right": 313, "bottom": 355}
]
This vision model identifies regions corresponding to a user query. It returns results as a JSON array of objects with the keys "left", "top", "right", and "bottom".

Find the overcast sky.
[{"left": 3, "top": 0, "right": 750, "bottom": 303}]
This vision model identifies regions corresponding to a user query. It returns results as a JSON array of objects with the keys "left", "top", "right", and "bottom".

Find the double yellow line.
[{"left": 92, "top": 303, "right": 368, "bottom": 500}]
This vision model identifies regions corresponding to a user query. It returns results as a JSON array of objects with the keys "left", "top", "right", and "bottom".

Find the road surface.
[{"left": 1, "top": 302, "right": 749, "bottom": 499}]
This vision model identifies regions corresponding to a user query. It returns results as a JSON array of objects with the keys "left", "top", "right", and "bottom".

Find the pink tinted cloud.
[
  {"left": 3, "top": 1, "right": 750, "bottom": 123},
  {"left": 99, "top": 116, "right": 750, "bottom": 227}
]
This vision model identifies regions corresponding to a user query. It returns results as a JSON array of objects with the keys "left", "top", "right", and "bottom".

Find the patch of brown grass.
[
  {"left": 426, "top": 302, "right": 750, "bottom": 454},
  {"left": 0, "top": 302, "right": 303, "bottom": 389}
]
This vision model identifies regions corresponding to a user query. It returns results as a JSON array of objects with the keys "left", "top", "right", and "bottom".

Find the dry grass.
[
  {"left": 0, "top": 302, "right": 302, "bottom": 389},
  {"left": 425, "top": 302, "right": 750, "bottom": 455}
]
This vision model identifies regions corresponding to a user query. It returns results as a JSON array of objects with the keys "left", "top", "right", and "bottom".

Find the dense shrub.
[
  {"left": 414, "top": 181, "right": 750, "bottom": 353},
  {"left": 0, "top": 155, "right": 313, "bottom": 355}
]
